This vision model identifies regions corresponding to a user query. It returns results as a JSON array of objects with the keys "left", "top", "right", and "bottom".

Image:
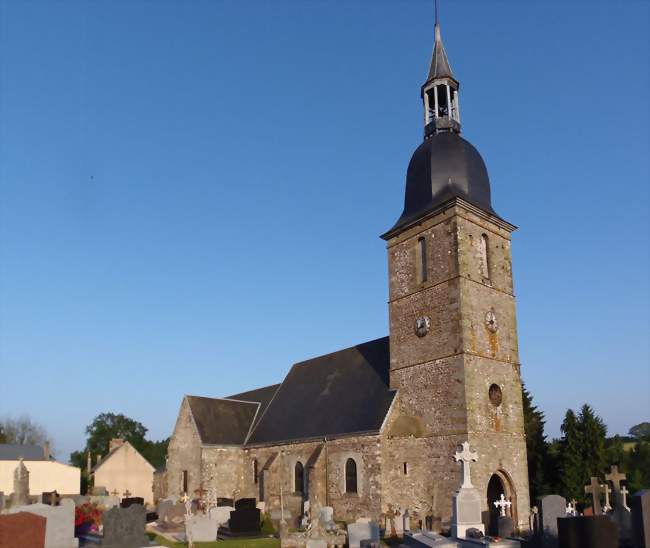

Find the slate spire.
[{"left": 421, "top": 2, "right": 461, "bottom": 136}]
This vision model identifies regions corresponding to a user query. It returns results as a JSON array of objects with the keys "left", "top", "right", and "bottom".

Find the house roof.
[
  {"left": 246, "top": 337, "right": 396, "bottom": 445},
  {"left": 186, "top": 395, "right": 259, "bottom": 445},
  {"left": 0, "top": 444, "right": 46, "bottom": 461}
]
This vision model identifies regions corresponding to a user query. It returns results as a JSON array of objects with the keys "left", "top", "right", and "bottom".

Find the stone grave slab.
[
  {"left": 102, "top": 504, "right": 149, "bottom": 548},
  {"left": 557, "top": 516, "right": 617, "bottom": 548},
  {"left": 186, "top": 514, "right": 219, "bottom": 542},
  {"left": 0, "top": 512, "right": 47, "bottom": 548},
  {"left": 348, "top": 522, "right": 380, "bottom": 548},
  {"left": 537, "top": 494, "right": 566, "bottom": 548},
  {"left": 120, "top": 496, "right": 144, "bottom": 508},
  {"left": 631, "top": 490, "right": 649, "bottom": 548},
  {"left": 402, "top": 531, "right": 460, "bottom": 548}
]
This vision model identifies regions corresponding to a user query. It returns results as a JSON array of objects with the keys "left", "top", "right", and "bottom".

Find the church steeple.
[{"left": 421, "top": 6, "right": 461, "bottom": 137}]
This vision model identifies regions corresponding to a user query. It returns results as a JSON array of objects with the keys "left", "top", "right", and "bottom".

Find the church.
[{"left": 166, "top": 16, "right": 530, "bottom": 535}]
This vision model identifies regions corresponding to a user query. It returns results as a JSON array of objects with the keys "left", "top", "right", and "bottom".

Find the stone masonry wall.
[
  {"left": 201, "top": 446, "right": 244, "bottom": 500},
  {"left": 166, "top": 397, "right": 202, "bottom": 498}
]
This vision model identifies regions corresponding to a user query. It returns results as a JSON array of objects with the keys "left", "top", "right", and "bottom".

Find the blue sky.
[{"left": 0, "top": 1, "right": 648, "bottom": 460}]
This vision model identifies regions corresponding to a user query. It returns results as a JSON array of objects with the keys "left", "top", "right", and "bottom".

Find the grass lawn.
[{"left": 148, "top": 533, "right": 281, "bottom": 548}]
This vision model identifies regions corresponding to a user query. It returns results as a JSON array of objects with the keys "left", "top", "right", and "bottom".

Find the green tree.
[
  {"left": 140, "top": 438, "right": 170, "bottom": 469},
  {"left": 560, "top": 409, "right": 584, "bottom": 500},
  {"left": 629, "top": 422, "right": 650, "bottom": 441},
  {"left": 522, "top": 383, "right": 549, "bottom": 500},
  {"left": 579, "top": 404, "right": 607, "bottom": 480}
]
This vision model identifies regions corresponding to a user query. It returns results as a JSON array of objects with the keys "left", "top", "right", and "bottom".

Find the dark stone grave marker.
[
  {"left": 557, "top": 515, "right": 617, "bottom": 548},
  {"left": 120, "top": 496, "right": 144, "bottom": 508},
  {"left": 631, "top": 490, "right": 649, "bottom": 548},
  {"left": 102, "top": 504, "right": 149, "bottom": 548},
  {"left": 218, "top": 497, "right": 234, "bottom": 507},
  {"left": 230, "top": 499, "right": 261, "bottom": 534},
  {"left": 537, "top": 494, "right": 566, "bottom": 548}
]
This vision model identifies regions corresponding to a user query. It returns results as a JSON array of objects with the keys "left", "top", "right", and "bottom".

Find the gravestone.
[
  {"left": 319, "top": 506, "right": 335, "bottom": 531},
  {"left": 585, "top": 477, "right": 603, "bottom": 516},
  {"left": 158, "top": 502, "right": 186, "bottom": 530},
  {"left": 209, "top": 505, "right": 235, "bottom": 526},
  {"left": 537, "top": 494, "right": 567, "bottom": 548},
  {"left": 229, "top": 503, "right": 261, "bottom": 534},
  {"left": 102, "top": 505, "right": 149, "bottom": 548},
  {"left": 347, "top": 522, "right": 380, "bottom": 548},
  {"left": 186, "top": 514, "right": 219, "bottom": 542},
  {"left": 557, "top": 515, "right": 617, "bottom": 548},
  {"left": 235, "top": 497, "right": 256, "bottom": 509},
  {"left": 157, "top": 498, "right": 175, "bottom": 522},
  {"left": 0, "top": 512, "right": 47, "bottom": 548},
  {"left": 498, "top": 515, "right": 514, "bottom": 538},
  {"left": 631, "top": 490, "right": 649, "bottom": 548},
  {"left": 120, "top": 496, "right": 144, "bottom": 508},
  {"left": 13, "top": 459, "right": 30, "bottom": 507},
  {"left": 450, "top": 442, "right": 484, "bottom": 538},
  {"left": 218, "top": 497, "right": 234, "bottom": 507},
  {"left": 403, "top": 509, "right": 411, "bottom": 532},
  {"left": 9, "top": 499, "right": 78, "bottom": 548}
]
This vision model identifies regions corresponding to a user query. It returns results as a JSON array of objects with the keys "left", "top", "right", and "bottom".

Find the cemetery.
[{"left": 0, "top": 3, "right": 648, "bottom": 548}]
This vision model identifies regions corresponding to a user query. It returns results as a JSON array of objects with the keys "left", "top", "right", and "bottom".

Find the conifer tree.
[
  {"left": 578, "top": 404, "right": 607, "bottom": 480},
  {"left": 522, "top": 383, "right": 548, "bottom": 500},
  {"left": 560, "top": 409, "right": 584, "bottom": 500}
]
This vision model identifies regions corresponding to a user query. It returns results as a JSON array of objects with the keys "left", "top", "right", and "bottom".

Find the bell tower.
[{"left": 380, "top": 10, "right": 530, "bottom": 534}]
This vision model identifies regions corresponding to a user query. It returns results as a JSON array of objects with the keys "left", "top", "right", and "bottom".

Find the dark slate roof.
[
  {"left": 382, "top": 131, "right": 496, "bottom": 239},
  {"left": 186, "top": 396, "right": 259, "bottom": 445},
  {"left": 0, "top": 444, "right": 46, "bottom": 461},
  {"left": 246, "top": 337, "right": 396, "bottom": 445},
  {"left": 427, "top": 23, "right": 454, "bottom": 82},
  {"left": 227, "top": 384, "right": 280, "bottom": 429}
]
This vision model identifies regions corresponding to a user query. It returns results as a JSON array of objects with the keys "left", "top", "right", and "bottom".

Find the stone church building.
[{"left": 167, "top": 18, "right": 530, "bottom": 534}]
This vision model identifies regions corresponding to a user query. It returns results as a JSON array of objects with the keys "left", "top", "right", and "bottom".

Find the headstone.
[
  {"left": 631, "top": 490, "right": 649, "bottom": 548},
  {"left": 347, "top": 522, "right": 380, "bottom": 548},
  {"left": 235, "top": 497, "right": 257, "bottom": 510},
  {"left": 208, "top": 505, "right": 235, "bottom": 526},
  {"left": 537, "top": 494, "right": 567, "bottom": 548},
  {"left": 217, "top": 497, "right": 234, "bottom": 507},
  {"left": 13, "top": 459, "right": 30, "bottom": 507},
  {"left": 102, "top": 505, "right": 149, "bottom": 548},
  {"left": 319, "top": 506, "right": 335, "bottom": 531},
  {"left": 585, "top": 477, "right": 603, "bottom": 516},
  {"left": 498, "top": 515, "right": 514, "bottom": 538},
  {"left": 157, "top": 498, "right": 175, "bottom": 522},
  {"left": 229, "top": 505, "right": 261, "bottom": 534},
  {"left": 158, "top": 502, "right": 186, "bottom": 530},
  {"left": 41, "top": 491, "right": 61, "bottom": 506},
  {"left": 0, "top": 512, "right": 46, "bottom": 548},
  {"left": 90, "top": 486, "right": 108, "bottom": 496},
  {"left": 403, "top": 509, "right": 411, "bottom": 532},
  {"left": 185, "top": 514, "right": 219, "bottom": 542},
  {"left": 557, "top": 515, "right": 618, "bottom": 548},
  {"left": 450, "top": 442, "right": 484, "bottom": 538},
  {"left": 120, "top": 496, "right": 144, "bottom": 508},
  {"left": 9, "top": 499, "right": 78, "bottom": 548}
]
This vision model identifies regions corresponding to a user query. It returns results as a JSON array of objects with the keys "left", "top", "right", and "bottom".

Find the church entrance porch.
[{"left": 485, "top": 471, "right": 516, "bottom": 536}]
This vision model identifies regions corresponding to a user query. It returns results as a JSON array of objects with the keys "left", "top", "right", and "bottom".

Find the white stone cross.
[
  {"left": 454, "top": 441, "right": 478, "bottom": 489},
  {"left": 493, "top": 493, "right": 511, "bottom": 517},
  {"left": 620, "top": 486, "right": 631, "bottom": 512},
  {"left": 565, "top": 501, "right": 575, "bottom": 515},
  {"left": 602, "top": 484, "right": 612, "bottom": 513}
]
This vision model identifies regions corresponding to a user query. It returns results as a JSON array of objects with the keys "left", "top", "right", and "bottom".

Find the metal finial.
[{"left": 435, "top": 0, "right": 439, "bottom": 26}]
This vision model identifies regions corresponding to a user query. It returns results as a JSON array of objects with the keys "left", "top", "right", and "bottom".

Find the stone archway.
[{"left": 486, "top": 470, "right": 517, "bottom": 536}]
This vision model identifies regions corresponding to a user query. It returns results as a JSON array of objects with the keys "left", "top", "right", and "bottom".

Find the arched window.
[
  {"left": 345, "top": 458, "right": 358, "bottom": 494},
  {"left": 294, "top": 461, "right": 304, "bottom": 494},
  {"left": 479, "top": 234, "right": 490, "bottom": 280}
]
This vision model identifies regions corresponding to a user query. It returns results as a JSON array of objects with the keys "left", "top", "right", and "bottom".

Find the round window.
[{"left": 489, "top": 384, "right": 503, "bottom": 407}]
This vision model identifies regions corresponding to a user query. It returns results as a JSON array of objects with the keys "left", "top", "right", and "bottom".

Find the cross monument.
[
  {"left": 602, "top": 484, "right": 612, "bottom": 513},
  {"left": 605, "top": 465, "right": 626, "bottom": 506},
  {"left": 620, "top": 486, "right": 631, "bottom": 512},
  {"left": 454, "top": 441, "right": 478, "bottom": 489},
  {"left": 584, "top": 477, "right": 603, "bottom": 515},
  {"left": 493, "top": 493, "right": 511, "bottom": 517}
]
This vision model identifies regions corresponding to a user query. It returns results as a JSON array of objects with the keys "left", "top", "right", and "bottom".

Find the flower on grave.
[{"left": 75, "top": 502, "right": 103, "bottom": 528}]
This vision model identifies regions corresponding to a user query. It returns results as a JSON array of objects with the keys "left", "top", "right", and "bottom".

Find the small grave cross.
[
  {"left": 585, "top": 477, "right": 603, "bottom": 515},
  {"left": 194, "top": 486, "right": 207, "bottom": 500},
  {"left": 602, "top": 484, "right": 612, "bottom": 513},
  {"left": 620, "top": 486, "right": 631, "bottom": 512},
  {"left": 605, "top": 465, "right": 626, "bottom": 507},
  {"left": 122, "top": 489, "right": 132, "bottom": 498},
  {"left": 566, "top": 500, "right": 576, "bottom": 516},
  {"left": 453, "top": 441, "right": 478, "bottom": 489},
  {"left": 493, "top": 493, "right": 511, "bottom": 517},
  {"left": 110, "top": 489, "right": 119, "bottom": 497}
]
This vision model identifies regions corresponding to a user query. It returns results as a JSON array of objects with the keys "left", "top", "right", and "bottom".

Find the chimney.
[
  {"left": 109, "top": 438, "right": 125, "bottom": 452},
  {"left": 43, "top": 441, "right": 50, "bottom": 460},
  {"left": 96, "top": 453, "right": 102, "bottom": 465}
]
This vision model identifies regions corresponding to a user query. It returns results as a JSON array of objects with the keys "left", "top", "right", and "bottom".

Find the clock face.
[
  {"left": 415, "top": 316, "right": 431, "bottom": 338},
  {"left": 485, "top": 310, "right": 498, "bottom": 333}
]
